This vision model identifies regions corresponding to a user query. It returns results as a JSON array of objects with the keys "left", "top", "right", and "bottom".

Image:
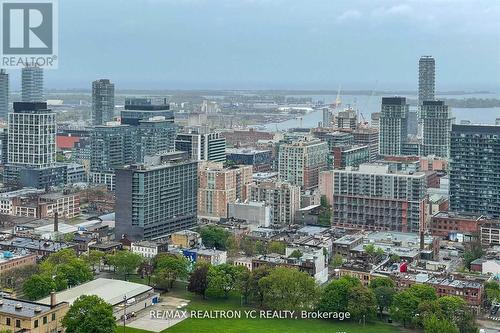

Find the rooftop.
[
  {"left": 0, "top": 237, "right": 73, "bottom": 253},
  {"left": 0, "top": 296, "right": 66, "bottom": 318},
  {"left": 38, "top": 278, "right": 153, "bottom": 306}
]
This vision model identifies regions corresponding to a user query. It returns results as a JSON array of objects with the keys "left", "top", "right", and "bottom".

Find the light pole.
[{"left": 123, "top": 294, "right": 127, "bottom": 333}]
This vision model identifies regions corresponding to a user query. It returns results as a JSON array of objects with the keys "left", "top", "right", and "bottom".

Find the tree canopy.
[{"left": 62, "top": 295, "right": 116, "bottom": 333}]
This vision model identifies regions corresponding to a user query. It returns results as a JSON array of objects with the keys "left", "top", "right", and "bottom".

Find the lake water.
[{"left": 264, "top": 94, "right": 500, "bottom": 131}]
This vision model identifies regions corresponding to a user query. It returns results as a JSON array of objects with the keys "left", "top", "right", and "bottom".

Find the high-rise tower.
[
  {"left": 91, "top": 79, "right": 115, "bottom": 125},
  {"left": 21, "top": 66, "right": 44, "bottom": 102},
  {"left": 418, "top": 56, "right": 435, "bottom": 105}
]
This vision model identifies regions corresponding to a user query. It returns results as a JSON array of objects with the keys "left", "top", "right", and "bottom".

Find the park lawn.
[{"left": 118, "top": 286, "right": 402, "bottom": 333}]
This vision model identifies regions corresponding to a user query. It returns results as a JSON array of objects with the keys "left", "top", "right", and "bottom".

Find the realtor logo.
[{"left": 1, "top": 0, "right": 58, "bottom": 68}]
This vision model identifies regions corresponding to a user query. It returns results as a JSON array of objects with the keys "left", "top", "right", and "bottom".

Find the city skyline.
[{"left": 2, "top": 0, "right": 500, "bottom": 91}]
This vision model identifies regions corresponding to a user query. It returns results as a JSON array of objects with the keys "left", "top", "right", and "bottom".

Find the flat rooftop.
[
  {"left": 0, "top": 296, "right": 65, "bottom": 317},
  {"left": 0, "top": 237, "right": 73, "bottom": 252},
  {"left": 38, "top": 278, "right": 153, "bottom": 306}
]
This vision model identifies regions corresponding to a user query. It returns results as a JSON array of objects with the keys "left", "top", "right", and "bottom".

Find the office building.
[
  {"left": 352, "top": 128, "right": 379, "bottom": 162},
  {"left": 198, "top": 162, "right": 253, "bottom": 220},
  {"left": 89, "top": 122, "right": 135, "bottom": 189},
  {"left": 91, "top": 79, "right": 115, "bottom": 125},
  {"left": 226, "top": 148, "right": 272, "bottom": 172},
  {"left": 122, "top": 97, "right": 173, "bottom": 125},
  {"left": 277, "top": 139, "right": 328, "bottom": 189},
  {"left": 371, "top": 112, "right": 380, "bottom": 129},
  {"left": 421, "top": 100, "right": 453, "bottom": 158},
  {"left": 0, "top": 69, "right": 8, "bottom": 119},
  {"left": 337, "top": 108, "right": 357, "bottom": 130},
  {"left": 449, "top": 125, "right": 500, "bottom": 218},
  {"left": 418, "top": 56, "right": 435, "bottom": 105},
  {"left": 175, "top": 131, "right": 226, "bottom": 163},
  {"left": 21, "top": 66, "right": 43, "bottom": 102},
  {"left": 247, "top": 180, "right": 301, "bottom": 225},
  {"left": 379, "top": 97, "right": 408, "bottom": 156},
  {"left": 332, "top": 163, "right": 427, "bottom": 232},
  {"left": 322, "top": 108, "right": 331, "bottom": 128},
  {"left": 115, "top": 152, "right": 198, "bottom": 241},
  {"left": 332, "top": 145, "right": 370, "bottom": 169}
]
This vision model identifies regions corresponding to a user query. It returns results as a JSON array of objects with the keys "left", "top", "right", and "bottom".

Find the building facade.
[
  {"left": 91, "top": 79, "right": 115, "bottom": 125},
  {"left": 198, "top": 162, "right": 253, "bottom": 219},
  {"left": 175, "top": 131, "right": 226, "bottom": 163},
  {"left": 379, "top": 97, "right": 409, "bottom": 156},
  {"left": 332, "top": 164, "right": 427, "bottom": 232},
  {"left": 278, "top": 139, "right": 328, "bottom": 189},
  {"left": 449, "top": 124, "right": 500, "bottom": 218},
  {"left": 421, "top": 100, "right": 453, "bottom": 158},
  {"left": 418, "top": 56, "right": 435, "bottom": 105},
  {"left": 115, "top": 152, "right": 198, "bottom": 241},
  {"left": 247, "top": 180, "right": 301, "bottom": 225},
  {"left": 0, "top": 69, "right": 8, "bottom": 119},
  {"left": 21, "top": 66, "right": 43, "bottom": 102}
]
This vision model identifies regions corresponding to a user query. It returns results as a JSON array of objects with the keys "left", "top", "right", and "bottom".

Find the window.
[
  {"left": 35, "top": 319, "right": 39, "bottom": 328},
  {"left": 43, "top": 316, "right": 47, "bottom": 324},
  {"left": 6, "top": 317, "right": 11, "bottom": 326},
  {"left": 52, "top": 313, "right": 56, "bottom": 321},
  {"left": 16, "top": 319, "right": 21, "bottom": 328}
]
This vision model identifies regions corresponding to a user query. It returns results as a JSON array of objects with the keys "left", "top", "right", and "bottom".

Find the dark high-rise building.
[
  {"left": 89, "top": 123, "right": 135, "bottom": 189},
  {"left": 91, "top": 79, "right": 115, "bottom": 125},
  {"left": 115, "top": 151, "right": 198, "bottom": 241},
  {"left": 450, "top": 125, "right": 500, "bottom": 218},
  {"left": 379, "top": 97, "right": 408, "bottom": 156},
  {"left": 352, "top": 128, "right": 379, "bottom": 162},
  {"left": 0, "top": 69, "right": 8, "bottom": 119},
  {"left": 418, "top": 56, "right": 435, "bottom": 105},
  {"left": 21, "top": 66, "right": 43, "bottom": 102},
  {"left": 122, "top": 97, "right": 177, "bottom": 162},
  {"left": 421, "top": 100, "right": 454, "bottom": 158}
]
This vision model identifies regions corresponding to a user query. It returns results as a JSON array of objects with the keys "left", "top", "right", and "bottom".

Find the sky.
[{"left": 8, "top": 0, "right": 500, "bottom": 91}]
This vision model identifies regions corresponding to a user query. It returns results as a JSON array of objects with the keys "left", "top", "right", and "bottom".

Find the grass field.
[{"left": 117, "top": 284, "right": 402, "bottom": 333}]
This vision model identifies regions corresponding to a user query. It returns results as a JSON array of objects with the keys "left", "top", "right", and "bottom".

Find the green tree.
[
  {"left": 259, "top": 267, "right": 319, "bottom": 311},
  {"left": 22, "top": 274, "right": 55, "bottom": 300},
  {"left": 62, "top": 295, "right": 116, "bottom": 333},
  {"left": 463, "top": 239, "right": 483, "bottom": 270},
  {"left": 373, "top": 286, "right": 396, "bottom": 317},
  {"left": 267, "top": 241, "right": 286, "bottom": 255},
  {"left": 289, "top": 249, "right": 303, "bottom": 258},
  {"left": 330, "top": 254, "right": 344, "bottom": 268},
  {"left": 207, "top": 264, "right": 245, "bottom": 298},
  {"left": 199, "top": 225, "right": 231, "bottom": 250},
  {"left": 318, "top": 276, "right": 361, "bottom": 313},
  {"left": 318, "top": 195, "right": 332, "bottom": 226},
  {"left": 485, "top": 281, "right": 500, "bottom": 305},
  {"left": 255, "top": 240, "right": 266, "bottom": 255},
  {"left": 239, "top": 237, "right": 256, "bottom": 256},
  {"left": 188, "top": 262, "right": 210, "bottom": 299},
  {"left": 153, "top": 254, "right": 189, "bottom": 290},
  {"left": 391, "top": 290, "right": 420, "bottom": 327},
  {"left": 411, "top": 284, "right": 437, "bottom": 302},
  {"left": 347, "top": 285, "right": 377, "bottom": 321},
  {"left": 250, "top": 266, "right": 272, "bottom": 307},
  {"left": 369, "top": 277, "right": 395, "bottom": 289},
  {"left": 423, "top": 315, "right": 458, "bottom": 333},
  {"left": 84, "top": 250, "right": 105, "bottom": 271},
  {"left": 236, "top": 267, "right": 252, "bottom": 305},
  {"left": 107, "top": 251, "right": 143, "bottom": 279}
]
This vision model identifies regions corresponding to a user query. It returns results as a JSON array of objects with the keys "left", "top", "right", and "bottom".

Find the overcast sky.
[{"left": 9, "top": 0, "right": 500, "bottom": 91}]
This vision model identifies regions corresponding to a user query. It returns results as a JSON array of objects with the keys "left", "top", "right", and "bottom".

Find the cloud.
[
  {"left": 337, "top": 9, "right": 362, "bottom": 22},
  {"left": 371, "top": 4, "right": 414, "bottom": 18}
]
